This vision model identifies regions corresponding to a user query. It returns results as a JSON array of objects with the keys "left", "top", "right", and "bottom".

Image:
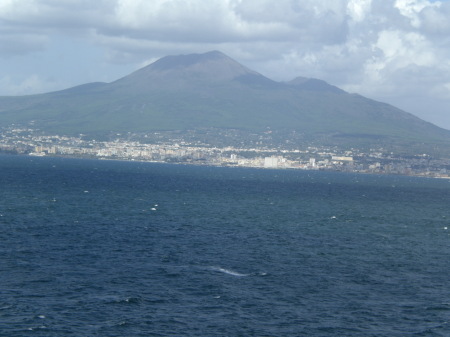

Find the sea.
[{"left": 1, "top": 154, "right": 450, "bottom": 336}]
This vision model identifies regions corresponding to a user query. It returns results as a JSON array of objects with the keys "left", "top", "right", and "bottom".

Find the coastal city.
[{"left": 1, "top": 126, "right": 450, "bottom": 179}]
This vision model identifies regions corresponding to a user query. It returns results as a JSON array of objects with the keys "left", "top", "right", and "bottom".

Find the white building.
[{"left": 264, "top": 156, "right": 278, "bottom": 168}]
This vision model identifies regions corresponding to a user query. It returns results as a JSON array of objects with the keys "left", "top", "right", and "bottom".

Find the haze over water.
[{"left": 1, "top": 154, "right": 450, "bottom": 336}]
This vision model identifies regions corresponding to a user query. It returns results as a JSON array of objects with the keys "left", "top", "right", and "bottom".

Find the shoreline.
[{"left": 2, "top": 151, "right": 450, "bottom": 180}]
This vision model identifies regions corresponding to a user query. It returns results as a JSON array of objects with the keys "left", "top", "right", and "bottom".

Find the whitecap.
[
  {"left": 210, "top": 266, "right": 248, "bottom": 277},
  {"left": 28, "top": 326, "right": 47, "bottom": 330}
]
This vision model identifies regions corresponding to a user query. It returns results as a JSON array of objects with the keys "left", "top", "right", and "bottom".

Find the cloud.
[
  {"left": 0, "top": 33, "right": 48, "bottom": 56},
  {"left": 1, "top": 0, "right": 450, "bottom": 127},
  {"left": 419, "top": 1, "right": 450, "bottom": 34},
  {"left": 1, "top": 0, "right": 448, "bottom": 78},
  {"left": 0, "top": 0, "right": 353, "bottom": 56},
  {"left": 0, "top": 74, "right": 68, "bottom": 95}
]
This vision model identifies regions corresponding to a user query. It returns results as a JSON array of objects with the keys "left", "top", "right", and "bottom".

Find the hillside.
[{"left": 1, "top": 51, "right": 449, "bottom": 153}]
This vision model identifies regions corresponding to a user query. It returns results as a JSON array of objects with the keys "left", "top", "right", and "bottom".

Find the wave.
[{"left": 210, "top": 266, "right": 249, "bottom": 277}]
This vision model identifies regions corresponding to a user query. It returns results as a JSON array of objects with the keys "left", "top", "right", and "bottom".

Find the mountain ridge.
[
  {"left": 0, "top": 51, "right": 449, "bottom": 155},
  {"left": 113, "top": 50, "right": 258, "bottom": 88}
]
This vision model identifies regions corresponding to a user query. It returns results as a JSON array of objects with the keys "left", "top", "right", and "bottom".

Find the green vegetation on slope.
[{"left": 0, "top": 51, "right": 449, "bottom": 154}]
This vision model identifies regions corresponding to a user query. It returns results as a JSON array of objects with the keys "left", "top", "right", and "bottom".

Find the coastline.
[{"left": 2, "top": 151, "right": 449, "bottom": 180}]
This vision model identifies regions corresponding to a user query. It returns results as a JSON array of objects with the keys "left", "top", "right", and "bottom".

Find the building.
[{"left": 264, "top": 156, "right": 278, "bottom": 168}]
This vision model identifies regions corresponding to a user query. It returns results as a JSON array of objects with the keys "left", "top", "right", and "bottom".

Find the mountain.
[{"left": 1, "top": 50, "right": 449, "bottom": 153}]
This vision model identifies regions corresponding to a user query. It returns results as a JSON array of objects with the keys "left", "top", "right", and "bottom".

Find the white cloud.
[
  {"left": 394, "top": 0, "right": 441, "bottom": 27},
  {"left": 347, "top": 0, "right": 372, "bottom": 21},
  {"left": 374, "top": 30, "right": 435, "bottom": 68}
]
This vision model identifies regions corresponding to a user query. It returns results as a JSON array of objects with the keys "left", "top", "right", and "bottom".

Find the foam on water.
[{"left": 210, "top": 266, "right": 249, "bottom": 277}]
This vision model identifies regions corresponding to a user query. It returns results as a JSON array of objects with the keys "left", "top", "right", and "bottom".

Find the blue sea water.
[{"left": 1, "top": 154, "right": 450, "bottom": 336}]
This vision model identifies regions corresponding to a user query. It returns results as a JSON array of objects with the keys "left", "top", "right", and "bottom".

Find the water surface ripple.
[{"left": 1, "top": 155, "right": 449, "bottom": 336}]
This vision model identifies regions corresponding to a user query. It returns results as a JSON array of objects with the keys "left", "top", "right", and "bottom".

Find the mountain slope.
[{"left": 0, "top": 50, "right": 449, "bottom": 150}]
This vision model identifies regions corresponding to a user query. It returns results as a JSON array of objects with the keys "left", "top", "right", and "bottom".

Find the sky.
[{"left": 1, "top": 0, "right": 450, "bottom": 129}]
